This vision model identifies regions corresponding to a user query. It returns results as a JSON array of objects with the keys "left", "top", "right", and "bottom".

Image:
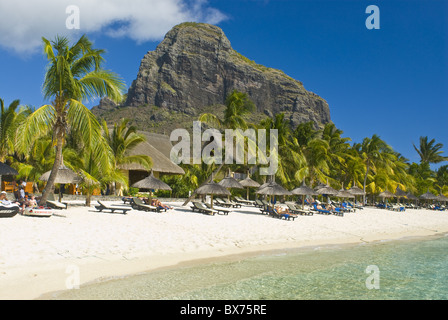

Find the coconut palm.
[
  {"left": 357, "top": 134, "right": 396, "bottom": 203},
  {"left": 0, "top": 98, "right": 31, "bottom": 162},
  {"left": 199, "top": 90, "right": 255, "bottom": 130},
  {"left": 293, "top": 122, "right": 331, "bottom": 187},
  {"left": 77, "top": 138, "right": 118, "bottom": 207},
  {"left": 413, "top": 136, "right": 448, "bottom": 165},
  {"left": 181, "top": 90, "right": 256, "bottom": 206},
  {"left": 16, "top": 35, "right": 125, "bottom": 205},
  {"left": 102, "top": 118, "right": 152, "bottom": 194},
  {"left": 259, "top": 113, "right": 304, "bottom": 188}
]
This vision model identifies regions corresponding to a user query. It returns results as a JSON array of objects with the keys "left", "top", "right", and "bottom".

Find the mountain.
[{"left": 92, "top": 22, "right": 331, "bottom": 133}]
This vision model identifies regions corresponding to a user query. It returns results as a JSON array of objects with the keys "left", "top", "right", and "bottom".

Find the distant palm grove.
[{"left": 1, "top": 35, "right": 447, "bottom": 204}]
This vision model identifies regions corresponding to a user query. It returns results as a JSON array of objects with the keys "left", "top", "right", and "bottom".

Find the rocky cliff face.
[{"left": 92, "top": 22, "right": 331, "bottom": 133}]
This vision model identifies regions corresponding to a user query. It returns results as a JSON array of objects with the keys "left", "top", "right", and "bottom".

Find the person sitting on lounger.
[
  {"left": 22, "top": 194, "right": 37, "bottom": 211},
  {"left": 151, "top": 198, "right": 173, "bottom": 210},
  {"left": 313, "top": 202, "right": 324, "bottom": 210},
  {"left": 275, "top": 205, "right": 289, "bottom": 214},
  {"left": 0, "top": 191, "right": 20, "bottom": 206}
]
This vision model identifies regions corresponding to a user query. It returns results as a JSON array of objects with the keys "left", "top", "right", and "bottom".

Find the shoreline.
[
  {"left": 42, "top": 230, "right": 448, "bottom": 300},
  {"left": 1, "top": 202, "right": 448, "bottom": 299}
]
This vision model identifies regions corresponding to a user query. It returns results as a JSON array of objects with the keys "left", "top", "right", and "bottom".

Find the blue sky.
[{"left": 0, "top": 0, "right": 447, "bottom": 168}]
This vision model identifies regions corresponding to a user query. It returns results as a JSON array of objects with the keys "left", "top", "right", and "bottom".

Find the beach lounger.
[
  {"left": 122, "top": 197, "right": 133, "bottom": 204},
  {"left": 260, "top": 204, "right": 271, "bottom": 215},
  {"left": 348, "top": 201, "right": 364, "bottom": 209},
  {"left": 204, "top": 203, "right": 231, "bottom": 215},
  {"left": 190, "top": 202, "right": 217, "bottom": 215},
  {"left": 131, "top": 198, "right": 160, "bottom": 212},
  {"left": 254, "top": 200, "right": 264, "bottom": 208},
  {"left": 221, "top": 198, "right": 242, "bottom": 208},
  {"left": 234, "top": 196, "right": 254, "bottom": 205},
  {"left": 214, "top": 198, "right": 232, "bottom": 208},
  {"left": 23, "top": 207, "right": 54, "bottom": 217},
  {"left": 287, "top": 203, "right": 313, "bottom": 216},
  {"left": 312, "top": 204, "right": 332, "bottom": 215},
  {"left": 264, "top": 205, "right": 296, "bottom": 221},
  {"left": 46, "top": 200, "right": 68, "bottom": 210},
  {"left": 0, "top": 203, "right": 20, "bottom": 218},
  {"left": 95, "top": 201, "right": 131, "bottom": 214}
]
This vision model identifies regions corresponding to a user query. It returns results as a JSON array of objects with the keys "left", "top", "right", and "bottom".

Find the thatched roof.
[
  {"left": 291, "top": 181, "right": 316, "bottom": 196},
  {"left": 256, "top": 182, "right": 292, "bottom": 196},
  {"left": 239, "top": 177, "right": 261, "bottom": 188},
  {"left": 420, "top": 190, "right": 437, "bottom": 200},
  {"left": 379, "top": 190, "right": 395, "bottom": 198},
  {"left": 348, "top": 185, "right": 366, "bottom": 195},
  {"left": 131, "top": 172, "right": 172, "bottom": 191},
  {"left": 315, "top": 184, "right": 339, "bottom": 196},
  {"left": 39, "top": 165, "right": 82, "bottom": 184},
  {"left": 395, "top": 187, "right": 407, "bottom": 197},
  {"left": 195, "top": 182, "right": 231, "bottom": 196},
  {"left": 0, "top": 162, "right": 18, "bottom": 176},
  {"left": 140, "top": 132, "right": 175, "bottom": 159},
  {"left": 120, "top": 139, "right": 184, "bottom": 175},
  {"left": 218, "top": 176, "right": 244, "bottom": 189},
  {"left": 337, "top": 188, "right": 355, "bottom": 198}
]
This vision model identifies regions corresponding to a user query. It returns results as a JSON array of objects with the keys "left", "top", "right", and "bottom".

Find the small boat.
[
  {"left": 23, "top": 207, "right": 54, "bottom": 218},
  {"left": 0, "top": 204, "right": 20, "bottom": 218}
]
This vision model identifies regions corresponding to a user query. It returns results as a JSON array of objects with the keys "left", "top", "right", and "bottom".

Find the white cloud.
[{"left": 0, "top": 0, "right": 227, "bottom": 55}]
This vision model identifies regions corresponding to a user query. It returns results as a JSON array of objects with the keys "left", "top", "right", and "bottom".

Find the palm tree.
[
  {"left": 199, "top": 90, "right": 255, "bottom": 130},
  {"left": 181, "top": 90, "right": 255, "bottom": 206},
  {"left": 77, "top": 138, "right": 117, "bottom": 206},
  {"left": 413, "top": 136, "right": 448, "bottom": 165},
  {"left": 0, "top": 98, "right": 31, "bottom": 162},
  {"left": 102, "top": 118, "right": 152, "bottom": 194},
  {"left": 259, "top": 113, "right": 304, "bottom": 188},
  {"left": 293, "top": 122, "right": 331, "bottom": 187},
  {"left": 357, "top": 134, "right": 396, "bottom": 203},
  {"left": 17, "top": 35, "right": 125, "bottom": 205}
]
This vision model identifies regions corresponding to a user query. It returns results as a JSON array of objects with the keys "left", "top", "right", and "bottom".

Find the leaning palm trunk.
[{"left": 39, "top": 127, "right": 64, "bottom": 205}]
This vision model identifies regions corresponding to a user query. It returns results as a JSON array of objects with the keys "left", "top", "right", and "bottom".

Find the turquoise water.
[{"left": 51, "top": 235, "right": 448, "bottom": 300}]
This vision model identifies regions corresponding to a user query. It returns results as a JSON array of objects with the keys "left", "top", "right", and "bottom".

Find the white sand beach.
[{"left": 1, "top": 201, "right": 448, "bottom": 299}]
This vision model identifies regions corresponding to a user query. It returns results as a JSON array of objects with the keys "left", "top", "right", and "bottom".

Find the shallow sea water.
[{"left": 51, "top": 235, "right": 448, "bottom": 300}]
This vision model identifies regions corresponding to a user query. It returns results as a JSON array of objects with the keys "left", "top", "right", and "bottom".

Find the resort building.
[{"left": 120, "top": 132, "right": 185, "bottom": 189}]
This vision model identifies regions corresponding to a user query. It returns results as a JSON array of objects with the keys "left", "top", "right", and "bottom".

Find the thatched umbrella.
[
  {"left": 315, "top": 183, "right": 339, "bottom": 205},
  {"left": 420, "top": 190, "right": 437, "bottom": 200},
  {"left": 315, "top": 183, "right": 339, "bottom": 196},
  {"left": 257, "top": 181, "right": 292, "bottom": 205},
  {"left": 39, "top": 164, "right": 82, "bottom": 201},
  {"left": 419, "top": 189, "right": 437, "bottom": 208},
  {"left": 39, "top": 164, "right": 82, "bottom": 184},
  {"left": 132, "top": 171, "right": 172, "bottom": 204},
  {"left": 195, "top": 182, "right": 231, "bottom": 209},
  {"left": 347, "top": 184, "right": 366, "bottom": 205},
  {"left": 394, "top": 187, "right": 408, "bottom": 204},
  {"left": 406, "top": 192, "right": 418, "bottom": 201},
  {"left": 0, "top": 162, "right": 19, "bottom": 193},
  {"left": 291, "top": 181, "right": 317, "bottom": 209},
  {"left": 436, "top": 194, "right": 448, "bottom": 204},
  {"left": 379, "top": 189, "right": 395, "bottom": 208},
  {"left": 0, "top": 162, "right": 19, "bottom": 176},
  {"left": 218, "top": 174, "right": 244, "bottom": 201},
  {"left": 239, "top": 174, "right": 260, "bottom": 200},
  {"left": 337, "top": 188, "right": 355, "bottom": 199}
]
